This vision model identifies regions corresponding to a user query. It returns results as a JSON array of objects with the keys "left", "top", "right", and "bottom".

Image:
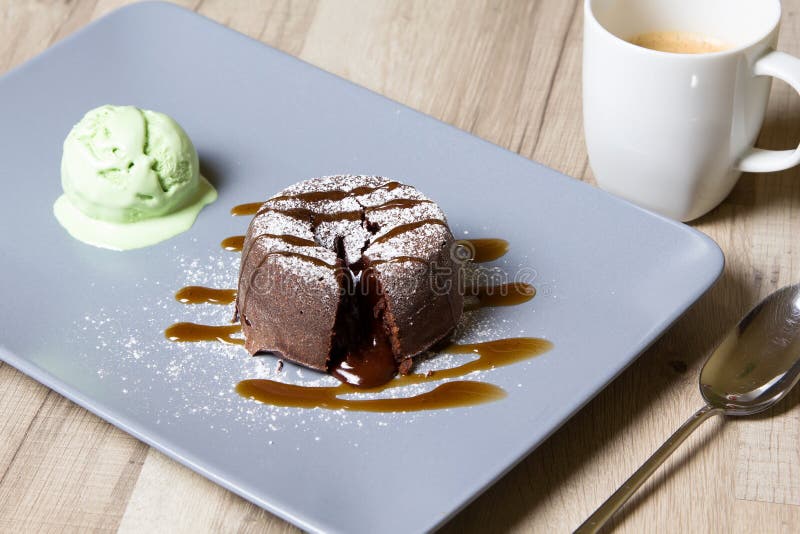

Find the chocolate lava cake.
[{"left": 235, "top": 175, "right": 463, "bottom": 387}]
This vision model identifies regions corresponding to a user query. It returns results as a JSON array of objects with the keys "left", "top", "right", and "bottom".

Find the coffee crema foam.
[{"left": 628, "top": 31, "right": 731, "bottom": 54}]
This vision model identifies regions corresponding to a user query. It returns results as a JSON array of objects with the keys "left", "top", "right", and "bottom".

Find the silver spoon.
[{"left": 576, "top": 283, "right": 800, "bottom": 533}]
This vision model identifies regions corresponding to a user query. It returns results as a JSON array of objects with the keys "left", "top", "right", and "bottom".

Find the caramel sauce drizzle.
[
  {"left": 266, "top": 181, "right": 402, "bottom": 204},
  {"left": 230, "top": 202, "right": 263, "bottom": 216},
  {"left": 226, "top": 234, "right": 508, "bottom": 261},
  {"left": 221, "top": 235, "right": 245, "bottom": 252},
  {"left": 250, "top": 181, "right": 405, "bottom": 218},
  {"left": 165, "top": 323, "right": 244, "bottom": 345},
  {"left": 234, "top": 183, "right": 429, "bottom": 223},
  {"left": 170, "top": 197, "right": 548, "bottom": 412},
  {"left": 366, "top": 198, "right": 433, "bottom": 211},
  {"left": 236, "top": 380, "right": 505, "bottom": 412},
  {"left": 164, "top": 322, "right": 549, "bottom": 376},
  {"left": 371, "top": 218, "right": 448, "bottom": 245},
  {"left": 221, "top": 236, "right": 510, "bottom": 271},
  {"left": 175, "top": 286, "right": 237, "bottom": 305},
  {"left": 351, "top": 338, "right": 552, "bottom": 392},
  {"left": 253, "top": 198, "right": 433, "bottom": 222},
  {"left": 236, "top": 338, "right": 551, "bottom": 411},
  {"left": 457, "top": 238, "right": 509, "bottom": 263},
  {"left": 233, "top": 199, "right": 449, "bottom": 294},
  {"left": 231, "top": 195, "right": 449, "bottom": 287}
]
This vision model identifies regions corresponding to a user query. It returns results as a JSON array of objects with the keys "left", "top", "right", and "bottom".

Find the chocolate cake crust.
[{"left": 236, "top": 175, "right": 463, "bottom": 379}]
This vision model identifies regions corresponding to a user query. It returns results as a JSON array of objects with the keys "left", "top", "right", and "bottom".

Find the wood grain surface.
[{"left": 2, "top": 0, "right": 800, "bottom": 532}]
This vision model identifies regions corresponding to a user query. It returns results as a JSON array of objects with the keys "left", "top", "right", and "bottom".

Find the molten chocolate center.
[{"left": 329, "top": 238, "right": 398, "bottom": 389}]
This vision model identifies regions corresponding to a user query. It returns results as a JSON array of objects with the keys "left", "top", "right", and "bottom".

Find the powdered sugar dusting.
[{"left": 250, "top": 175, "right": 450, "bottom": 267}]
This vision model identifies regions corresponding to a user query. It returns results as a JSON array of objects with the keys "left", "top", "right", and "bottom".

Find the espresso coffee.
[{"left": 628, "top": 31, "right": 730, "bottom": 54}]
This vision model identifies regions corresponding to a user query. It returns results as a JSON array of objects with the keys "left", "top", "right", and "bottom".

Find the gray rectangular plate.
[{"left": 0, "top": 3, "right": 723, "bottom": 533}]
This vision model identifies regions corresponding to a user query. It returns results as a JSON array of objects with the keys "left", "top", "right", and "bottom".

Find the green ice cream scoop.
[{"left": 54, "top": 105, "right": 217, "bottom": 250}]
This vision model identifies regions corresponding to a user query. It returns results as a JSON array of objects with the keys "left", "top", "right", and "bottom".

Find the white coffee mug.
[{"left": 583, "top": 0, "right": 800, "bottom": 221}]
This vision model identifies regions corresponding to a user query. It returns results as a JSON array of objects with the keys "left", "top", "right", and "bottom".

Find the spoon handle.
[{"left": 575, "top": 404, "right": 723, "bottom": 533}]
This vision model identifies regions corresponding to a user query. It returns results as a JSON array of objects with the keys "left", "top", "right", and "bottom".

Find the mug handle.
[{"left": 737, "top": 50, "right": 800, "bottom": 173}]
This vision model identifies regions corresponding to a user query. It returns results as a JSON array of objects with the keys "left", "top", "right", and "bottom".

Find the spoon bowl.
[
  {"left": 701, "top": 283, "right": 800, "bottom": 415},
  {"left": 577, "top": 283, "right": 800, "bottom": 533}
]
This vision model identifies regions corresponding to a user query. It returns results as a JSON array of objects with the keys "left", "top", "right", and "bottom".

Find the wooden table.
[{"left": 2, "top": 1, "right": 800, "bottom": 531}]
